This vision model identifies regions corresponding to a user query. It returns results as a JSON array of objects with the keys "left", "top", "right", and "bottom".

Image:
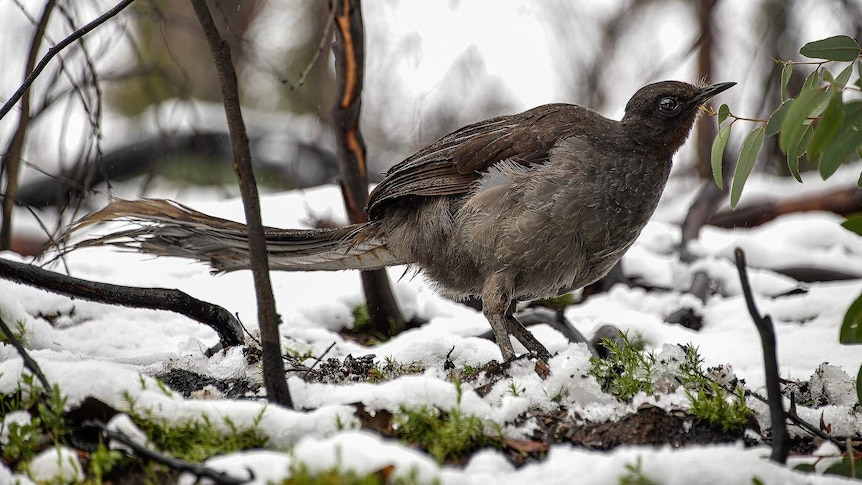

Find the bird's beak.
[{"left": 689, "top": 82, "right": 736, "bottom": 107}]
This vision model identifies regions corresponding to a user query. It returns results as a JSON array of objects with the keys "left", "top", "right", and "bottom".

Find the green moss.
[
  {"left": 589, "top": 332, "right": 656, "bottom": 400},
  {"left": 394, "top": 405, "right": 487, "bottom": 464}
]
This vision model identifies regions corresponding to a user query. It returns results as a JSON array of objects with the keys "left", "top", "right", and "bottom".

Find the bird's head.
[{"left": 621, "top": 80, "right": 735, "bottom": 152}]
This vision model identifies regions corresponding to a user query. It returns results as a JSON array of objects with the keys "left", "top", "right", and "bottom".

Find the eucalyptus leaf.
[
  {"left": 786, "top": 124, "right": 811, "bottom": 183},
  {"left": 844, "top": 101, "right": 862, "bottom": 127},
  {"left": 800, "top": 35, "right": 861, "bottom": 62},
  {"left": 717, "top": 104, "right": 730, "bottom": 125},
  {"left": 808, "top": 92, "right": 844, "bottom": 160},
  {"left": 824, "top": 456, "right": 862, "bottom": 478},
  {"left": 711, "top": 124, "right": 732, "bottom": 189},
  {"left": 766, "top": 101, "right": 792, "bottom": 137},
  {"left": 840, "top": 292, "right": 862, "bottom": 344},
  {"left": 841, "top": 215, "right": 862, "bottom": 236},
  {"left": 731, "top": 126, "right": 766, "bottom": 208},
  {"left": 834, "top": 62, "right": 854, "bottom": 88},
  {"left": 858, "top": 366, "right": 862, "bottom": 406},
  {"left": 820, "top": 128, "right": 862, "bottom": 179},
  {"left": 779, "top": 87, "right": 829, "bottom": 153},
  {"left": 780, "top": 63, "right": 793, "bottom": 101},
  {"left": 803, "top": 70, "right": 820, "bottom": 90}
]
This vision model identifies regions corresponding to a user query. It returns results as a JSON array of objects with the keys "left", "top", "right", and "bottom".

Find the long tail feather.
[{"left": 69, "top": 199, "right": 402, "bottom": 272}]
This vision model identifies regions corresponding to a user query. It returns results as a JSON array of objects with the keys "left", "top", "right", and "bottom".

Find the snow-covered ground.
[{"left": 2, "top": 162, "right": 862, "bottom": 484}]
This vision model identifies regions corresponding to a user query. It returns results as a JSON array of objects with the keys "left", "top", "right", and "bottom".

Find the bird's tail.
[{"left": 67, "top": 198, "right": 402, "bottom": 273}]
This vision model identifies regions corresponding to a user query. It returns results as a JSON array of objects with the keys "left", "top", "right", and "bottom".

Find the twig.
[
  {"left": 734, "top": 247, "right": 790, "bottom": 463},
  {"left": 85, "top": 420, "right": 252, "bottom": 484},
  {"left": 188, "top": 0, "right": 292, "bottom": 408},
  {"left": 288, "top": 6, "right": 335, "bottom": 91},
  {"left": 0, "top": 314, "right": 51, "bottom": 392},
  {"left": 786, "top": 405, "right": 843, "bottom": 447},
  {"left": 306, "top": 341, "right": 337, "bottom": 371},
  {"left": 0, "top": 257, "right": 244, "bottom": 347},
  {"left": 55, "top": 1, "right": 106, "bottom": 217},
  {"left": 0, "top": 0, "right": 135, "bottom": 122}
]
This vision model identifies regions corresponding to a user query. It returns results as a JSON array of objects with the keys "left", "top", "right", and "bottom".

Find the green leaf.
[
  {"left": 841, "top": 293, "right": 862, "bottom": 344},
  {"left": 858, "top": 366, "right": 862, "bottom": 407},
  {"left": 800, "top": 35, "right": 861, "bottom": 62},
  {"left": 841, "top": 215, "right": 862, "bottom": 236},
  {"left": 711, "top": 124, "right": 732, "bottom": 189},
  {"left": 786, "top": 123, "right": 813, "bottom": 182},
  {"left": 765, "top": 101, "right": 792, "bottom": 137},
  {"left": 780, "top": 63, "right": 793, "bottom": 101},
  {"left": 845, "top": 101, "right": 862, "bottom": 127},
  {"left": 779, "top": 87, "right": 830, "bottom": 153},
  {"left": 717, "top": 104, "right": 730, "bottom": 125},
  {"left": 834, "top": 62, "right": 854, "bottom": 88},
  {"left": 730, "top": 126, "right": 766, "bottom": 208},
  {"left": 821, "top": 127, "right": 862, "bottom": 178},
  {"left": 803, "top": 69, "right": 820, "bottom": 90},
  {"left": 858, "top": 171, "right": 862, "bottom": 187},
  {"left": 824, "top": 456, "right": 862, "bottom": 478},
  {"left": 808, "top": 92, "right": 844, "bottom": 159}
]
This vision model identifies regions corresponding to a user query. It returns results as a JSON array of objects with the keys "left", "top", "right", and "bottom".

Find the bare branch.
[
  {"left": 86, "top": 420, "right": 253, "bottom": 484},
  {"left": 0, "top": 256, "right": 244, "bottom": 348},
  {"left": 0, "top": 313, "right": 52, "bottom": 392},
  {"left": 734, "top": 247, "right": 790, "bottom": 464},
  {"left": 288, "top": 6, "right": 335, "bottom": 91},
  {"left": 0, "top": 0, "right": 136, "bottom": 122}
]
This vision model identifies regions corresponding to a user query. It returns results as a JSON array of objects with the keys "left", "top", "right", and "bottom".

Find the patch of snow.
[{"left": 26, "top": 446, "right": 82, "bottom": 484}]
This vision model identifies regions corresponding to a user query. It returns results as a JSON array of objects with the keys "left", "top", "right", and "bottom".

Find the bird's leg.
[
  {"left": 504, "top": 302, "right": 552, "bottom": 362},
  {"left": 482, "top": 276, "right": 516, "bottom": 361}
]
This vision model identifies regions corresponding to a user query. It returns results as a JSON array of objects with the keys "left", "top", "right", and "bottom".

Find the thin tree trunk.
[
  {"left": 331, "top": 0, "right": 404, "bottom": 336},
  {"left": 189, "top": 0, "right": 292, "bottom": 407},
  {"left": 1, "top": 0, "right": 56, "bottom": 250}
]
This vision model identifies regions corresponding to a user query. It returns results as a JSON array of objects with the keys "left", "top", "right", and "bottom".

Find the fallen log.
[{"left": 710, "top": 186, "right": 862, "bottom": 228}]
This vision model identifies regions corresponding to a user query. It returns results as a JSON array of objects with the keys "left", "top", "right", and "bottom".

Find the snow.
[
  {"left": 2, "top": 168, "right": 862, "bottom": 483},
  {"left": 26, "top": 447, "right": 82, "bottom": 484}
]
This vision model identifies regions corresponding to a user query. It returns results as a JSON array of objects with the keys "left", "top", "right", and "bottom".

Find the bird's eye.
[{"left": 658, "top": 97, "right": 681, "bottom": 116}]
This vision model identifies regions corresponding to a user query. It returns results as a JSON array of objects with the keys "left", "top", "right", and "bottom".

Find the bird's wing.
[{"left": 366, "top": 103, "right": 591, "bottom": 219}]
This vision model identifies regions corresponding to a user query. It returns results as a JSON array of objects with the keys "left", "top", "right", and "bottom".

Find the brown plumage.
[{"left": 71, "top": 80, "right": 734, "bottom": 361}]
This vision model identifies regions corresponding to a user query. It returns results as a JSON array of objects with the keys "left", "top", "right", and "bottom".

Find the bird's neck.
[{"left": 620, "top": 116, "right": 697, "bottom": 159}]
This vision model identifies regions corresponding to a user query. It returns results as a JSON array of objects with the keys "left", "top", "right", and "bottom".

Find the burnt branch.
[
  {"left": 0, "top": 257, "right": 243, "bottom": 347},
  {"left": 734, "top": 247, "right": 790, "bottom": 464},
  {"left": 0, "top": 313, "right": 51, "bottom": 392},
  {"left": 331, "top": 0, "right": 403, "bottom": 336},
  {"left": 86, "top": 420, "right": 253, "bottom": 484},
  {"left": 188, "top": 0, "right": 291, "bottom": 407}
]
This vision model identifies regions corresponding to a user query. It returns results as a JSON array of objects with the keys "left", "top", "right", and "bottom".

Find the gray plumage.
[{"left": 72, "top": 80, "right": 734, "bottom": 361}]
